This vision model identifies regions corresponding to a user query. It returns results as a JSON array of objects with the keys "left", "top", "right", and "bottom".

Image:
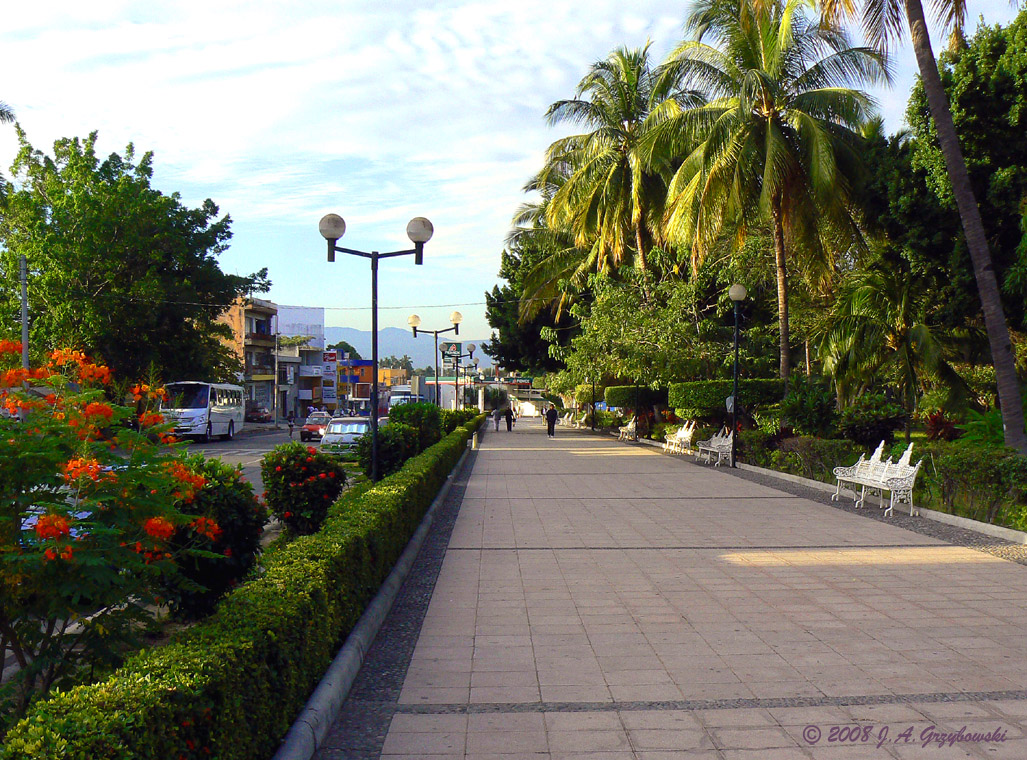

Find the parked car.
[
  {"left": 245, "top": 406, "right": 272, "bottom": 423},
  {"left": 299, "top": 411, "right": 332, "bottom": 442}
]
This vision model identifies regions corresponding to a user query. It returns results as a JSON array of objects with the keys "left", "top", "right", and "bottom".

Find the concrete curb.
[
  {"left": 271, "top": 436, "right": 476, "bottom": 760},
  {"left": 735, "top": 461, "right": 1027, "bottom": 545}
]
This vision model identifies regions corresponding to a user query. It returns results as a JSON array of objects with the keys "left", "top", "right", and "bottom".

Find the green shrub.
[
  {"left": 387, "top": 402, "right": 442, "bottom": 451},
  {"left": 781, "top": 381, "right": 838, "bottom": 437},
  {"left": 168, "top": 456, "right": 269, "bottom": 619},
  {"left": 668, "top": 379, "right": 783, "bottom": 419},
  {"left": 603, "top": 385, "right": 667, "bottom": 409},
  {"left": 0, "top": 416, "right": 486, "bottom": 760},
  {"left": 838, "top": 394, "right": 907, "bottom": 445},
  {"left": 260, "top": 442, "right": 346, "bottom": 535},
  {"left": 593, "top": 410, "right": 623, "bottom": 428},
  {"left": 440, "top": 408, "right": 478, "bottom": 434},
  {"left": 354, "top": 423, "right": 419, "bottom": 478}
]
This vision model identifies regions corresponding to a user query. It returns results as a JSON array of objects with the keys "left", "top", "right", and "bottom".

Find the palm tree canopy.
[
  {"left": 536, "top": 44, "right": 682, "bottom": 276},
  {"left": 647, "top": 0, "right": 891, "bottom": 266}
]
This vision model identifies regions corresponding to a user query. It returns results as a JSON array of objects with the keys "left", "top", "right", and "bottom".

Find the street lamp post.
[
  {"left": 319, "top": 213, "right": 434, "bottom": 482},
  {"left": 408, "top": 311, "right": 462, "bottom": 407},
  {"left": 591, "top": 378, "right": 597, "bottom": 432},
  {"left": 728, "top": 283, "right": 747, "bottom": 468},
  {"left": 452, "top": 344, "right": 476, "bottom": 409}
]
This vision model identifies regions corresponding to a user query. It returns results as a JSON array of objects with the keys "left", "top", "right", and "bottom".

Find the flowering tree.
[{"left": 0, "top": 342, "right": 219, "bottom": 728}]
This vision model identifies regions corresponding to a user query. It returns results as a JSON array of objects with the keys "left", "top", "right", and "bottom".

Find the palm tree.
[
  {"left": 821, "top": 257, "right": 964, "bottom": 439},
  {"left": 0, "top": 102, "right": 12, "bottom": 123},
  {"left": 645, "top": 0, "right": 889, "bottom": 392},
  {"left": 536, "top": 45, "right": 687, "bottom": 290},
  {"left": 820, "top": 0, "right": 1026, "bottom": 451}
]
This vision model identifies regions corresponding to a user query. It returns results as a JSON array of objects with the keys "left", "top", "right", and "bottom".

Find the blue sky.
[{"left": 2, "top": 1, "right": 1020, "bottom": 339}]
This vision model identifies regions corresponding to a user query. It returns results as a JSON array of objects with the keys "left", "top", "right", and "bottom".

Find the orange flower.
[
  {"left": 143, "top": 516, "right": 175, "bottom": 541},
  {"left": 83, "top": 401, "right": 114, "bottom": 421},
  {"left": 63, "top": 457, "right": 106, "bottom": 483},
  {"left": 35, "top": 514, "right": 71, "bottom": 540},
  {"left": 190, "top": 516, "right": 222, "bottom": 542},
  {"left": 0, "top": 339, "right": 22, "bottom": 356},
  {"left": 44, "top": 547, "right": 57, "bottom": 561},
  {"left": 139, "top": 411, "right": 164, "bottom": 428}
]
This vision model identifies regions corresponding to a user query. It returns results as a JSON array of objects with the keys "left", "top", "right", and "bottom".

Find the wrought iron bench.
[
  {"left": 832, "top": 442, "right": 922, "bottom": 517},
  {"left": 695, "top": 428, "right": 732, "bottom": 466},
  {"left": 662, "top": 421, "right": 696, "bottom": 455},
  {"left": 617, "top": 417, "right": 637, "bottom": 442}
]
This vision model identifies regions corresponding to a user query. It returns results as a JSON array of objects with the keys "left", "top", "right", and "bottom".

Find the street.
[{"left": 187, "top": 425, "right": 293, "bottom": 496}]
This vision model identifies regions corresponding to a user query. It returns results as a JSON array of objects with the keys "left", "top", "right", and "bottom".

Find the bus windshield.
[{"left": 164, "top": 384, "right": 210, "bottom": 410}]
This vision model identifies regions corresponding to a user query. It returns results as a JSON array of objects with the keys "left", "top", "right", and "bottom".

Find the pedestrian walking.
[
  {"left": 545, "top": 403, "right": 558, "bottom": 438},
  {"left": 504, "top": 406, "right": 514, "bottom": 431},
  {"left": 287, "top": 411, "right": 295, "bottom": 439},
  {"left": 492, "top": 407, "right": 502, "bottom": 431}
]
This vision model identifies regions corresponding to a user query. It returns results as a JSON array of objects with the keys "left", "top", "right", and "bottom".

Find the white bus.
[{"left": 161, "top": 381, "right": 245, "bottom": 441}]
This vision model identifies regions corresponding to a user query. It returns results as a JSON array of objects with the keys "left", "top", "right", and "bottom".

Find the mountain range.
[{"left": 324, "top": 327, "right": 494, "bottom": 370}]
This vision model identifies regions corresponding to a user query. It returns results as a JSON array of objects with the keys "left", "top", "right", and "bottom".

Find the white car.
[{"left": 319, "top": 417, "right": 371, "bottom": 456}]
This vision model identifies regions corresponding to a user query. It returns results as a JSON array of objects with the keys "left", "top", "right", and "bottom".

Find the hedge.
[
  {"left": 669, "top": 379, "right": 783, "bottom": 418},
  {"left": 1, "top": 415, "right": 486, "bottom": 760},
  {"left": 603, "top": 385, "right": 667, "bottom": 409}
]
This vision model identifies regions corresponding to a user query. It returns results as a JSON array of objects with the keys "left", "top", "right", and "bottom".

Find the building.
[
  {"left": 218, "top": 297, "right": 277, "bottom": 410},
  {"left": 379, "top": 368, "right": 410, "bottom": 387}
]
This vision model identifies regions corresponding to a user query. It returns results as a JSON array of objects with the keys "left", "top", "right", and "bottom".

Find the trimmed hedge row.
[
  {"left": 1, "top": 415, "right": 486, "bottom": 760},
  {"left": 603, "top": 385, "right": 667, "bottom": 408},
  {"left": 669, "top": 379, "right": 783, "bottom": 418}
]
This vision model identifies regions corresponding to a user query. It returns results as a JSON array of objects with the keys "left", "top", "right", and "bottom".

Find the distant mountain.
[{"left": 324, "top": 327, "right": 493, "bottom": 370}]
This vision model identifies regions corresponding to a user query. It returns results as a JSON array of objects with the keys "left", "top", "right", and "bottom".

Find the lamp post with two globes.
[
  {"left": 407, "top": 312, "right": 462, "bottom": 407},
  {"left": 728, "top": 283, "right": 747, "bottom": 468},
  {"left": 318, "top": 213, "right": 434, "bottom": 482},
  {"left": 453, "top": 345, "right": 476, "bottom": 409}
]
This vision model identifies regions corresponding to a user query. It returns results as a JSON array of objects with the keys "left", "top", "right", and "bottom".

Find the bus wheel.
[
  {"left": 201, "top": 422, "right": 212, "bottom": 443},
  {"left": 222, "top": 420, "right": 235, "bottom": 441}
]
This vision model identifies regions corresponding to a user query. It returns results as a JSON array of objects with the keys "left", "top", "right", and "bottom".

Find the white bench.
[
  {"left": 695, "top": 428, "right": 732, "bottom": 466},
  {"left": 662, "top": 421, "right": 696, "bottom": 455},
  {"left": 557, "top": 412, "right": 573, "bottom": 426},
  {"left": 573, "top": 412, "right": 590, "bottom": 428},
  {"left": 832, "top": 442, "right": 922, "bottom": 517},
  {"left": 618, "top": 418, "right": 637, "bottom": 442}
]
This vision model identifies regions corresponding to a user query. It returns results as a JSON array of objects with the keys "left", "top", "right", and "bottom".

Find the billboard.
[{"left": 321, "top": 351, "right": 338, "bottom": 405}]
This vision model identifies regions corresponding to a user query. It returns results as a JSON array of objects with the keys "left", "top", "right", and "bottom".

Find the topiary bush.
[
  {"left": 387, "top": 402, "right": 442, "bottom": 452},
  {"left": 354, "top": 422, "right": 419, "bottom": 478},
  {"left": 603, "top": 385, "right": 667, "bottom": 409},
  {"left": 168, "top": 456, "right": 269, "bottom": 619},
  {"left": 668, "top": 379, "right": 783, "bottom": 419},
  {"left": 838, "top": 393, "right": 907, "bottom": 445},
  {"left": 260, "top": 442, "right": 346, "bottom": 535}
]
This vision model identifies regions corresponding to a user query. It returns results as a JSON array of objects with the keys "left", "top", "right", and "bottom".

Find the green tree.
[
  {"left": 648, "top": 0, "right": 888, "bottom": 391},
  {"left": 0, "top": 130, "right": 268, "bottom": 381},
  {"left": 904, "top": 12, "right": 1027, "bottom": 333},
  {"left": 820, "top": 255, "right": 965, "bottom": 438},
  {"left": 821, "top": 0, "right": 1027, "bottom": 451},
  {"left": 379, "top": 354, "right": 413, "bottom": 371},
  {"left": 327, "top": 340, "right": 361, "bottom": 360},
  {"left": 484, "top": 240, "right": 577, "bottom": 373}
]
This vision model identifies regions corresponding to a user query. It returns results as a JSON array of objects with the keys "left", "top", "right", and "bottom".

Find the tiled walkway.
[{"left": 316, "top": 423, "right": 1027, "bottom": 759}]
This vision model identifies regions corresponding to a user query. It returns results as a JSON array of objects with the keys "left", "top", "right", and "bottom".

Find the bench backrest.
[{"left": 894, "top": 442, "right": 914, "bottom": 468}]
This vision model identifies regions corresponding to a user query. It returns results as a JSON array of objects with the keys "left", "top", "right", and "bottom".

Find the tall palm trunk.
[
  {"left": 904, "top": 0, "right": 1027, "bottom": 452},
  {"left": 771, "top": 198, "right": 791, "bottom": 395}
]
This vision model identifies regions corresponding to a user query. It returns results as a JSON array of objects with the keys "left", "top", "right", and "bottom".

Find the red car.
[
  {"left": 300, "top": 412, "right": 332, "bottom": 442},
  {"left": 245, "top": 406, "right": 272, "bottom": 423}
]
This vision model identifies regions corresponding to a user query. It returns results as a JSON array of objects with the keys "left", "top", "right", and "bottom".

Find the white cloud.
[{"left": 1, "top": 0, "right": 1022, "bottom": 337}]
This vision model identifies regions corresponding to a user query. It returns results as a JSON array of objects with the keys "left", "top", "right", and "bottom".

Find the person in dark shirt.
[
  {"left": 545, "top": 403, "right": 558, "bottom": 438},
  {"left": 504, "top": 407, "right": 514, "bottom": 431}
]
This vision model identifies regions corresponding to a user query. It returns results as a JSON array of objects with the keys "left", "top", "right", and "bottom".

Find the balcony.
[
  {"left": 298, "top": 366, "right": 323, "bottom": 378},
  {"left": 245, "top": 331, "right": 276, "bottom": 347}
]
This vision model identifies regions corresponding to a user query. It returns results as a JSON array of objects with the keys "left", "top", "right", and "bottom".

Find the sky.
[{"left": 1, "top": 1, "right": 1021, "bottom": 340}]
